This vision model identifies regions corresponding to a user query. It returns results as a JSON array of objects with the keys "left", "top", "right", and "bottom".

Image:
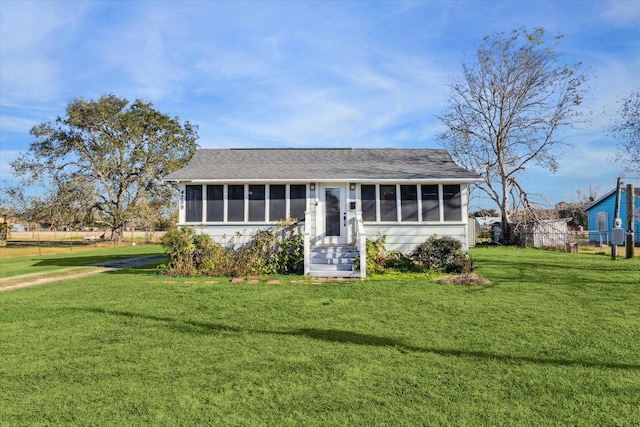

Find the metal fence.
[{"left": 474, "top": 229, "right": 638, "bottom": 249}]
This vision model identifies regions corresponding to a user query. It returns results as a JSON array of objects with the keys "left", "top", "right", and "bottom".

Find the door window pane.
[
  {"left": 206, "top": 185, "right": 223, "bottom": 222},
  {"left": 269, "top": 185, "right": 286, "bottom": 221},
  {"left": 421, "top": 185, "right": 439, "bottom": 221},
  {"left": 325, "top": 188, "right": 341, "bottom": 236},
  {"left": 228, "top": 185, "right": 245, "bottom": 222},
  {"left": 248, "top": 185, "right": 265, "bottom": 222},
  {"left": 443, "top": 184, "right": 462, "bottom": 221},
  {"left": 361, "top": 185, "right": 376, "bottom": 222},
  {"left": 401, "top": 185, "right": 418, "bottom": 221},
  {"left": 380, "top": 185, "right": 397, "bottom": 222},
  {"left": 185, "top": 185, "right": 202, "bottom": 222},
  {"left": 290, "top": 185, "right": 306, "bottom": 221}
]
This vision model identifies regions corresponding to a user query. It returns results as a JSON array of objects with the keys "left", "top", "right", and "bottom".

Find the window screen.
[
  {"left": 289, "top": 185, "right": 306, "bottom": 221},
  {"left": 400, "top": 185, "right": 418, "bottom": 221},
  {"left": 380, "top": 185, "right": 397, "bottom": 222},
  {"left": 185, "top": 185, "right": 202, "bottom": 222},
  {"left": 361, "top": 185, "right": 376, "bottom": 222},
  {"left": 206, "top": 185, "right": 223, "bottom": 222},
  {"left": 443, "top": 184, "right": 461, "bottom": 221},
  {"left": 421, "top": 185, "right": 439, "bottom": 221},
  {"left": 228, "top": 185, "right": 245, "bottom": 222},
  {"left": 269, "top": 185, "right": 286, "bottom": 221},
  {"left": 248, "top": 185, "right": 265, "bottom": 222}
]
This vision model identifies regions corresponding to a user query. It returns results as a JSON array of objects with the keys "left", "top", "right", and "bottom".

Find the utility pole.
[
  {"left": 611, "top": 177, "right": 622, "bottom": 260},
  {"left": 626, "top": 183, "right": 635, "bottom": 259}
]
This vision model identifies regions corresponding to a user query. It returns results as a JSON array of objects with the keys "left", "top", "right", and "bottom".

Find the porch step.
[{"left": 308, "top": 245, "right": 360, "bottom": 278}]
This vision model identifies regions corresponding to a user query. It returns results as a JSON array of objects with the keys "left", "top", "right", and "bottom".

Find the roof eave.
[{"left": 167, "top": 177, "right": 483, "bottom": 184}]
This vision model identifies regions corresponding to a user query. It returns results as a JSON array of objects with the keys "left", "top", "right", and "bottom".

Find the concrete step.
[
  {"left": 311, "top": 251, "right": 357, "bottom": 259},
  {"left": 308, "top": 269, "right": 359, "bottom": 278},
  {"left": 310, "top": 257, "right": 354, "bottom": 265},
  {"left": 307, "top": 245, "right": 360, "bottom": 278},
  {"left": 308, "top": 263, "right": 354, "bottom": 271},
  {"left": 312, "top": 245, "right": 358, "bottom": 253}
]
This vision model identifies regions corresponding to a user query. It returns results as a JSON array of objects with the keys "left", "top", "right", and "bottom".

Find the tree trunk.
[{"left": 110, "top": 226, "right": 124, "bottom": 241}]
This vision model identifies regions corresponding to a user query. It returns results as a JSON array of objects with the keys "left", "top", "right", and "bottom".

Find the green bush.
[
  {"left": 160, "top": 219, "right": 303, "bottom": 277},
  {"left": 384, "top": 251, "right": 415, "bottom": 272},
  {"left": 357, "top": 235, "right": 387, "bottom": 274},
  {"left": 410, "top": 235, "right": 471, "bottom": 274},
  {"left": 161, "top": 227, "right": 197, "bottom": 276}
]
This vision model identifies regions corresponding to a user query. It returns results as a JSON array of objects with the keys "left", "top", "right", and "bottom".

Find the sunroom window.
[
  {"left": 248, "top": 185, "right": 266, "bottom": 222},
  {"left": 401, "top": 185, "right": 418, "bottom": 221},
  {"left": 361, "top": 185, "right": 377, "bottom": 222},
  {"left": 290, "top": 185, "right": 306, "bottom": 221},
  {"left": 443, "top": 184, "right": 462, "bottom": 221},
  {"left": 185, "top": 185, "right": 202, "bottom": 222},
  {"left": 228, "top": 185, "right": 245, "bottom": 222},
  {"left": 269, "top": 185, "right": 286, "bottom": 221},
  {"left": 421, "top": 184, "right": 439, "bottom": 221},
  {"left": 359, "top": 183, "right": 463, "bottom": 223},
  {"left": 380, "top": 185, "right": 397, "bottom": 222},
  {"left": 206, "top": 185, "right": 223, "bottom": 222}
]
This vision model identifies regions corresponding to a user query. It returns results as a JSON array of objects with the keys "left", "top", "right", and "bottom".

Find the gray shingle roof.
[{"left": 163, "top": 148, "right": 482, "bottom": 182}]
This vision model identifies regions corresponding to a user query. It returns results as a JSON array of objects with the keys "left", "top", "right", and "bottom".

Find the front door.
[{"left": 320, "top": 184, "right": 348, "bottom": 245}]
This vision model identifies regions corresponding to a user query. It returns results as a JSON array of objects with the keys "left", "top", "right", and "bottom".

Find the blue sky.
[{"left": 1, "top": 0, "right": 638, "bottom": 211}]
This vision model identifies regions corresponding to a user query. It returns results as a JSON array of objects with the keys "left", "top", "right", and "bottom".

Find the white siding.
[
  {"left": 179, "top": 224, "right": 278, "bottom": 249},
  {"left": 363, "top": 223, "right": 470, "bottom": 252}
]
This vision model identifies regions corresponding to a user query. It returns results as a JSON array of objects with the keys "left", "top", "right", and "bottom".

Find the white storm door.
[{"left": 320, "top": 184, "right": 348, "bottom": 245}]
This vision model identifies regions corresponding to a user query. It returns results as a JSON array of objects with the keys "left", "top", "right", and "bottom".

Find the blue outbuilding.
[{"left": 584, "top": 186, "right": 640, "bottom": 245}]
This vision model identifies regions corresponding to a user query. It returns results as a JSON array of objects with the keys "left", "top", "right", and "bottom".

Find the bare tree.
[
  {"left": 439, "top": 28, "right": 588, "bottom": 243},
  {"left": 611, "top": 89, "right": 639, "bottom": 174}
]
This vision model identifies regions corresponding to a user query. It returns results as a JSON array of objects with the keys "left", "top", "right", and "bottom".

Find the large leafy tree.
[
  {"left": 11, "top": 95, "right": 198, "bottom": 240},
  {"left": 611, "top": 89, "right": 639, "bottom": 174},
  {"left": 439, "top": 28, "right": 588, "bottom": 242}
]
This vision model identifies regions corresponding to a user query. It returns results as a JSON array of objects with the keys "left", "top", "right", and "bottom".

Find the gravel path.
[{"left": 0, "top": 255, "right": 167, "bottom": 292}]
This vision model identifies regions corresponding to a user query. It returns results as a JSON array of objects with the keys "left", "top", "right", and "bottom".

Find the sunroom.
[{"left": 164, "top": 148, "right": 482, "bottom": 277}]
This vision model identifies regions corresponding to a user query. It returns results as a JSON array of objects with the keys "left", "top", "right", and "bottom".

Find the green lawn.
[
  {"left": 0, "top": 244, "right": 166, "bottom": 279},
  {"left": 1, "top": 247, "right": 638, "bottom": 426}
]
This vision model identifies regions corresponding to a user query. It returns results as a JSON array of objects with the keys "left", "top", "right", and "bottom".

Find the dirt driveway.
[{"left": 0, "top": 255, "right": 167, "bottom": 292}]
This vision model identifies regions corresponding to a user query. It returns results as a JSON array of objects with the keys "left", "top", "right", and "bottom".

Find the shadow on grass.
[
  {"left": 76, "top": 307, "right": 640, "bottom": 371},
  {"left": 32, "top": 254, "right": 167, "bottom": 269}
]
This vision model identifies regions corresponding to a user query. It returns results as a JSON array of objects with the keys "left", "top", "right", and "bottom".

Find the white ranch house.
[{"left": 163, "top": 148, "right": 481, "bottom": 278}]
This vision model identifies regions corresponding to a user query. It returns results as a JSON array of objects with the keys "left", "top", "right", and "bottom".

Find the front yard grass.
[
  {"left": 0, "top": 243, "right": 165, "bottom": 280},
  {"left": 0, "top": 247, "right": 638, "bottom": 426}
]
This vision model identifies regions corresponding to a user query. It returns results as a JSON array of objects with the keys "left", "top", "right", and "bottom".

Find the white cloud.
[
  {"left": 0, "top": 115, "right": 39, "bottom": 134},
  {"left": 0, "top": 1, "right": 89, "bottom": 103},
  {"left": 601, "top": 0, "right": 640, "bottom": 24}
]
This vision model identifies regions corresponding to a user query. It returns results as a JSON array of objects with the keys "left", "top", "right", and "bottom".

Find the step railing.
[
  {"left": 354, "top": 211, "right": 366, "bottom": 278},
  {"left": 303, "top": 210, "right": 311, "bottom": 276}
]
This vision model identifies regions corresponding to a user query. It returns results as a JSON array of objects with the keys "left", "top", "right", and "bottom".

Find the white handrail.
[
  {"left": 303, "top": 210, "right": 311, "bottom": 276},
  {"left": 355, "top": 211, "right": 366, "bottom": 278}
]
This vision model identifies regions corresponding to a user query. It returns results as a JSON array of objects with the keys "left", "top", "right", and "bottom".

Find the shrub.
[
  {"left": 356, "top": 235, "right": 388, "bottom": 274},
  {"left": 232, "top": 218, "right": 303, "bottom": 276},
  {"left": 160, "top": 219, "right": 303, "bottom": 277},
  {"left": 192, "top": 233, "right": 237, "bottom": 276},
  {"left": 384, "top": 251, "right": 415, "bottom": 272},
  {"left": 161, "top": 227, "right": 197, "bottom": 276},
  {"left": 410, "top": 235, "right": 471, "bottom": 274}
]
